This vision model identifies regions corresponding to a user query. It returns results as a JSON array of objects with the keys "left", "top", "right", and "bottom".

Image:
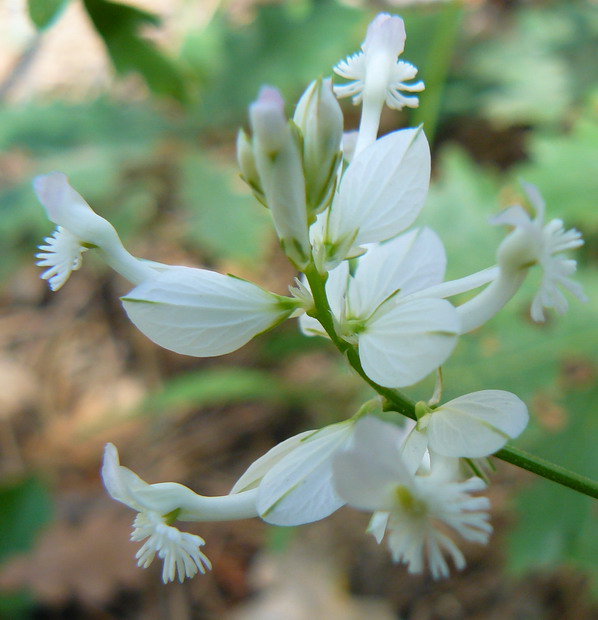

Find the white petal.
[
  {"left": 348, "top": 228, "right": 446, "bottom": 318},
  {"left": 36, "top": 226, "right": 86, "bottom": 291},
  {"left": 427, "top": 390, "right": 529, "bottom": 458},
  {"left": 122, "top": 267, "right": 291, "bottom": 356},
  {"left": 257, "top": 421, "right": 354, "bottom": 526},
  {"left": 230, "top": 429, "right": 315, "bottom": 494},
  {"left": 401, "top": 427, "right": 428, "bottom": 475},
  {"left": 333, "top": 417, "right": 410, "bottom": 511},
  {"left": 131, "top": 482, "right": 209, "bottom": 516},
  {"left": 358, "top": 298, "right": 459, "bottom": 388},
  {"left": 101, "top": 443, "right": 148, "bottom": 511},
  {"left": 325, "top": 127, "right": 430, "bottom": 254},
  {"left": 33, "top": 172, "right": 115, "bottom": 245},
  {"left": 367, "top": 511, "right": 390, "bottom": 544},
  {"left": 362, "top": 13, "right": 406, "bottom": 58},
  {"left": 489, "top": 205, "right": 532, "bottom": 229}
]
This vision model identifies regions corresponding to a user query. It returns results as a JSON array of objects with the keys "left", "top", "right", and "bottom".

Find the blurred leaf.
[
  {"left": 514, "top": 108, "right": 598, "bottom": 231},
  {"left": 28, "top": 0, "right": 68, "bottom": 29},
  {"left": 0, "top": 591, "right": 33, "bottom": 620},
  {"left": 0, "top": 99, "right": 168, "bottom": 154},
  {"left": 420, "top": 146, "right": 503, "bottom": 280},
  {"left": 444, "top": 4, "right": 598, "bottom": 127},
  {"left": 82, "top": 0, "right": 189, "bottom": 102},
  {"left": 141, "top": 367, "right": 290, "bottom": 416},
  {"left": 0, "top": 477, "right": 52, "bottom": 562},
  {"left": 180, "top": 153, "right": 271, "bottom": 264},
  {"left": 182, "top": 0, "right": 362, "bottom": 127},
  {"left": 507, "top": 384, "right": 598, "bottom": 590}
]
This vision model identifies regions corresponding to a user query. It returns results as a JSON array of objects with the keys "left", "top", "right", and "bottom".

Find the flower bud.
[
  {"left": 293, "top": 79, "right": 343, "bottom": 214},
  {"left": 236, "top": 129, "right": 264, "bottom": 204},
  {"left": 249, "top": 86, "right": 311, "bottom": 268}
]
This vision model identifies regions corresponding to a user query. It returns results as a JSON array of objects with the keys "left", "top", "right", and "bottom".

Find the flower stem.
[{"left": 304, "top": 259, "right": 598, "bottom": 501}]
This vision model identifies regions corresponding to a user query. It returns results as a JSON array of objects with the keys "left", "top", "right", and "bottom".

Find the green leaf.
[
  {"left": 0, "top": 591, "right": 34, "bottom": 620},
  {"left": 28, "top": 0, "right": 68, "bottom": 30},
  {"left": 141, "top": 367, "right": 290, "bottom": 416},
  {"left": 0, "top": 477, "right": 52, "bottom": 562},
  {"left": 181, "top": 0, "right": 362, "bottom": 127},
  {"left": 507, "top": 384, "right": 598, "bottom": 590},
  {"left": 82, "top": 0, "right": 189, "bottom": 102},
  {"left": 180, "top": 153, "right": 271, "bottom": 264}
]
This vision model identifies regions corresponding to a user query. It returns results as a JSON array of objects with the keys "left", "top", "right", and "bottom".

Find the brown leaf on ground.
[{"left": 0, "top": 506, "right": 144, "bottom": 607}]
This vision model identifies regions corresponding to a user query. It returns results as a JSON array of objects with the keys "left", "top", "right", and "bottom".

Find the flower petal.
[
  {"left": 333, "top": 417, "right": 411, "bottom": 511},
  {"left": 359, "top": 297, "right": 459, "bottom": 388},
  {"left": 427, "top": 390, "right": 529, "bottom": 458},
  {"left": 230, "top": 429, "right": 315, "bottom": 494},
  {"left": 347, "top": 227, "right": 447, "bottom": 318},
  {"left": 122, "top": 267, "right": 292, "bottom": 356},
  {"left": 257, "top": 421, "right": 354, "bottom": 526},
  {"left": 325, "top": 127, "right": 430, "bottom": 256}
]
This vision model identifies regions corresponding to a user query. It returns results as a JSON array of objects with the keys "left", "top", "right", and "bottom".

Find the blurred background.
[{"left": 0, "top": 0, "right": 597, "bottom": 618}]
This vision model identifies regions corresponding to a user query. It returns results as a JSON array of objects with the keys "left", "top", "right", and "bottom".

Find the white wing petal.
[
  {"left": 348, "top": 228, "right": 446, "bottom": 318},
  {"left": 325, "top": 127, "right": 430, "bottom": 253},
  {"left": 257, "top": 421, "right": 354, "bottom": 526},
  {"left": 230, "top": 430, "right": 315, "bottom": 494},
  {"left": 358, "top": 297, "right": 459, "bottom": 388},
  {"left": 427, "top": 390, "right": 529, "bottom": 458},
  {"left": 122, "top": 267, "right": 290, "bottom": 356}
]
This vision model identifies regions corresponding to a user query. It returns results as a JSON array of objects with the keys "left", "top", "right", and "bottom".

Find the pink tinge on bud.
[
  {"left": 362, "top": 13, "right": 406, "bottom": 59},
  {"left": 33, "top": 172, "right": 70, "bottom": 222},
  {"left": 256, "top": 85, "right": 285, "bottom": 111},
  {"left": 249, "top": 85, "right": 288, "bottom": 153}
]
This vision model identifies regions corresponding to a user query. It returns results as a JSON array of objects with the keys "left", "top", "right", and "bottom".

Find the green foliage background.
[{"left": 1, "top": 0, "right": 597, "bottom": 613}]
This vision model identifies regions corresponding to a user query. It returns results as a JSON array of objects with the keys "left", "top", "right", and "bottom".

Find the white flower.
[
  {"left": 102, "top": 443, "right": 212, "bottom": 583},
  {"left": 334, "top": 13, "right": 424, "bottom": 156},
  {"left": 457, "top": 182, "right": 586, "bottom": 332},
  {"left": 333, "top": 417, "right": 492, "bottom": 579},
  {"left": 33, "top": 172, "right": 155, "bottom": 287},
  {"left": 121, "top": 267, "right": 298, "bottom": 357},
  {"left": 302, "top": 228, "right": 460, "bottom": 388},
  {"left": 334, "top": 13, "right": 424, "bottom": 109},
  {"left": 405, "top": 390, "right": 529, "bottom": 461},
  {"left": 313, "top": 126, "right": 431, "bottom": 270},
  {"left": 232, "top": 421, "right": 355, "bottom": 526},
  {"left": 491, "top": 181, "right": 586, "bottom": 322},
  {"left": 36, "top": 226, "right": 88, "bottom": 291}
]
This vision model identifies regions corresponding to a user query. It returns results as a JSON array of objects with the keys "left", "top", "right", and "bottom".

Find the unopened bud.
[
  {"left": 294, "top": 79, "right": 343, "bottom": 214},
  {"left": 236, "top": 129, "right": 264, "bottom": 204},
  {"left": 249, "top": 86, "right": 310, "bottom": 268}
]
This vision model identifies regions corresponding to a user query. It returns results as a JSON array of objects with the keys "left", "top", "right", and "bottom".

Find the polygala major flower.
[
  {"left": 302, "top": 228, "right": 460, "bottom": 388},
  {"left": 457, "top": 182, "right": 586, "bottom": 333},
  {"left": 32, "top": 10, "right": 590, "bottom": 586},
  {"left": 333, "top": 417, "right": 492, "bottom": 579},
  {"left": 34, "top": 172, "right": 156, "bottom": 289},
  {"left": 404, "top": 390, "right": 529, "bottom": 461},
  {"left": 103, "top": 444, "right": 259, "bottom": 582},
  {"left": 102, "top": 443, "right": 212, "bottom": 583},
  {"left": 34, "top": 172, "right": 302, "bottom": 357},
  {"left": 334, "top": 13, "right": 424, "bottom": 155},
  {"left": 491, "top": 181, "right": 587, "bottom": 322},
  {"left": 232, "top": 420, "right": 355, "bottom": 526},
  {"left": 313, "top": 126, "right": 431, "bottom": 270}
]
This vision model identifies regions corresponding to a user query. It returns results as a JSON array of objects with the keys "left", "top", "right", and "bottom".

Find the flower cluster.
[{"left": 34, "top": 13, "right": 585, "bottom": 582}]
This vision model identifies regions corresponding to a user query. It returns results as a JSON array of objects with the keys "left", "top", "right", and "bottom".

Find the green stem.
[
  {"left": 304, "top": 259, "right": 598, "bottom": 501},
  {"left": 495, "top": 445, "right": 598, "bottom": 499}
]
